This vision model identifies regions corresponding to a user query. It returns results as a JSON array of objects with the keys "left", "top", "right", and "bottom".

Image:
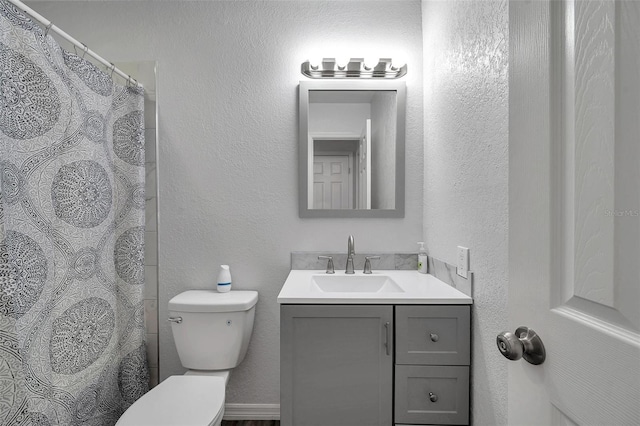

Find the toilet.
[{"left": 116, "top": 290, "right": 259, "bottom": 426}]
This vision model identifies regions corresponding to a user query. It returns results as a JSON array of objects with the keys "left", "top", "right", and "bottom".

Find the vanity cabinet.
[
  {"left": 280, "top": 305, "right": 393, "bottom": 426},
  {"left": 280, "top": 304, "right": 470, "bottom": 426}
]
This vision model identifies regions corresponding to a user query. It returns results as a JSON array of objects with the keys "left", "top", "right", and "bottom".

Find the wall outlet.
[{"left": 457, "top": 246, "right": 469, "bottom": 278}]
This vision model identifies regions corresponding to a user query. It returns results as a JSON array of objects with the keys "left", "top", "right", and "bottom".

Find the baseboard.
[{"left": 223, "top": 403, "right": 280, "bottom": 420}]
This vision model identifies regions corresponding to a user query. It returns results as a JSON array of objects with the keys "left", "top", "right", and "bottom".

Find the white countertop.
[{"left": 277, "top": 270, "right": 473, "bottom": 304}]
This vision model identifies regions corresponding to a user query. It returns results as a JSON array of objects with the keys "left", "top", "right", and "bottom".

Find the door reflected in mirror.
[
  {"left": 309, "top": 91, "right": 396, "bottom": 210},
  {"left": 299, "top": 81, "right": 406, "bottom": 218}
]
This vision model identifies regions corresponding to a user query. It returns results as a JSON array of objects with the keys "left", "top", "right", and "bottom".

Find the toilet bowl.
[{"left": 116, "top": 290, "right": 259, "bottom": 426}]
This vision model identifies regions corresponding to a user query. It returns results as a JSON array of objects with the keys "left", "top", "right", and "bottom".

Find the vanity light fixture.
[{"left": 301, "top": 58, "right": 407, "bottom": 79}]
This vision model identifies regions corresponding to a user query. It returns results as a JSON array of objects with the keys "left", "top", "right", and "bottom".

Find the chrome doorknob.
[{"left": 497, "top": 326, "right": 545, "bottom": 365}]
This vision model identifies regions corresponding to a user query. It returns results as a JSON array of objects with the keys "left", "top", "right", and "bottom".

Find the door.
[
  {"left": 357, "top": 119, "right": 372, "bottom": 209},
  {"left": 280, "top": 305, "right": 393, "bottom": 426},
  {"left": 509, "top": 1, "right": 640, "bottom": 424},
  {"left": 313, "top": 155, "right": 350, "bottom": 209}
]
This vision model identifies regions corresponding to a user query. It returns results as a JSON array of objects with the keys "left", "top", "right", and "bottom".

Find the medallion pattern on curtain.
[{"left": 0, "top": 1, "right": 149, "bottom": 424}]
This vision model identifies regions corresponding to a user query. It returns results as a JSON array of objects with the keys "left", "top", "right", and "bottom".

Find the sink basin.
[{"left": 310, "top": 274, "right": 404, "bottom": 293}]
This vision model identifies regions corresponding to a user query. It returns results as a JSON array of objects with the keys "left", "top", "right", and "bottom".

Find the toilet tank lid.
[{"left": 169, "top": 290, "right": 258, "bottom": 313}]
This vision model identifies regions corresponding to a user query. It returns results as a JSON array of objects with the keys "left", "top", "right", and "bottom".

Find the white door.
[
  {"left": 509, "top": 1, "right": 640, "bottom": 424},
  {"left": 357, "top": 119, "right": 372, "bottom": 209},
  {"left": 313, "top": 155, "right": 350, "bottom": 209}
]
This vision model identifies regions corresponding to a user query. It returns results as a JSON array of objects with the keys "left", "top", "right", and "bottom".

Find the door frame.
[{"left": 308, "top": 132, "right": 359, "bottom": 209}]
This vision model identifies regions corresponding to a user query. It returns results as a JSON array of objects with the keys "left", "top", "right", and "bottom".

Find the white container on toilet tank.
[
  {"left": 217, "top": 265, "right": 232, "bottom": 292},
  {"left": 169, "top": 290, "right": 257, "bottom": 370}
]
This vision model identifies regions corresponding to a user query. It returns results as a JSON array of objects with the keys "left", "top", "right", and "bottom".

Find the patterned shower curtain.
[{"left": 0, "top": 1, "right": 149, "bottom": 424}]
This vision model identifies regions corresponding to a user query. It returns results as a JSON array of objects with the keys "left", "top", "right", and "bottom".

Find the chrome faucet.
[{"left": 346, "top": 235, "right": 355, "bottom": 274}]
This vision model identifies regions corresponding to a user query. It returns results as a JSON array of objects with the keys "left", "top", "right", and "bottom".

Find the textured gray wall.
[
  {"left": 31, "top": 0, "right": 424, "bottom": 406},
  {"left": 422, "top": 1, "right": 509, "bottom": 424}
]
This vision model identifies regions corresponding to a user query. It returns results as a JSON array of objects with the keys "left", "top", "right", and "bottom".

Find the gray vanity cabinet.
[
  {"left": 280, "top": 305, "right": 394, "bottom": 426},
  {"left": 280, "top": 304, "right": 470, "bottom": 426}
]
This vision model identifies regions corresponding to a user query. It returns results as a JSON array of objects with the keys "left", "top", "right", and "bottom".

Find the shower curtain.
[{"left": 0, "top": 2, "right": 149, "bottom": 424}]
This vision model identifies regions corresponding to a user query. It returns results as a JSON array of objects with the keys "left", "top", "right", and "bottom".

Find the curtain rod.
[{"left": 6, "top": 0, "right": 139, "bottom": 86}]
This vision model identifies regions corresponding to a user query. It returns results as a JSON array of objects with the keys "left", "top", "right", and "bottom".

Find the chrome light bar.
[{"left": 301, "top": 58, "right": 407, "bottom": 79}]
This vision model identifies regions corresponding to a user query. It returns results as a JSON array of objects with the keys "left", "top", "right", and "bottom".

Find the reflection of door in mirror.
[
  {"left": 313, "top": 155, "right": 351, "bottom": 209},
  {"left": 310, "top": 139, "right": 356, "bottom": 209},
  {"left": 310, "top": 119, "right": 371, "bottom": 210},
  {"left": 307, "top": 90, "right": 396, "bottom": 210}
]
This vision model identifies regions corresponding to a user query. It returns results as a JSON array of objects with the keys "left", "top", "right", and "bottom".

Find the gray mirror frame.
[{"left": 298, "top": 80, "right": 406, "bottom": 218}]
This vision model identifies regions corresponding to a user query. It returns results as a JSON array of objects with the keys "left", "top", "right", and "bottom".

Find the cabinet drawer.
[
  {"left": 395, "top": 305, "right": 470, "bottom": 365},
  {"left": 395, "top": 365, "right": 469, "bottom": 425}
]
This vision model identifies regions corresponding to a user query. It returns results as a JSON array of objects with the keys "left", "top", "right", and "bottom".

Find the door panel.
[
  {"left": 571, "top": 0, "right": 615, "bottom": 307},
  {"left": 313, "top": 155, "right": 349, "bottom": 209},
  {"left": 509, "top": 1, "right": 640, "bottom": 424}
]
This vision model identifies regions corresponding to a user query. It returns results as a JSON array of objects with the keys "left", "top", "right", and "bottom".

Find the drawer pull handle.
[
  {"left": 430, "top": 333, "right": 439, "bottom": 342},
  {"left": 429, "top": 392, "right": 438, "bottom": 403}
]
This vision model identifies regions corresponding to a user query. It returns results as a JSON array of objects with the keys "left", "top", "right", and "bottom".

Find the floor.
[{"left": 221, "top": 422, "right": 279, "bottom": 426}]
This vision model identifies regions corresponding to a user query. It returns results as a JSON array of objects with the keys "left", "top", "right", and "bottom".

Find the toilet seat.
[{"left": 115, "top": 375, "right": 225, "bottom": 426}]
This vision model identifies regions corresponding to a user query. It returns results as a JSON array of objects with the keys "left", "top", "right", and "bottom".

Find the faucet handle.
[
  {"left": 318, "top": 256, "right": 335, "bottom": 274},
  {"left": 363, "top": 256, "right": 381, "bottom": 274}
]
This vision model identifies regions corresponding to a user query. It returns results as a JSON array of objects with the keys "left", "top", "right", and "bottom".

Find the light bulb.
[
  {"left": 336, "top": 57, "right": 350, "bottom": 68},
  {"left": 392, "top": 55, "right": 407, "bottom": 69},
  {"left": 306, "top": 57, "right": 320, "bottom": 68},
  {"left": 364, "top": 57, "right": 378, "bottom": 69}
]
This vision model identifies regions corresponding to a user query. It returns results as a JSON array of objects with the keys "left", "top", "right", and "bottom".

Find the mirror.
[{"left": 299, "top": 80, "right": 406, "bottom": 218}]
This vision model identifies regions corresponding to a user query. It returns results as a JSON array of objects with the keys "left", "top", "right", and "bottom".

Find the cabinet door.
[{"left": 281, "top": 305, "right": 393, "bottom": 426}]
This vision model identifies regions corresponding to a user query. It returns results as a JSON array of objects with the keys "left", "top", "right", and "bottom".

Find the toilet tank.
[{"left": 168, "top": 290, "right": 258, "bottom": 370}]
